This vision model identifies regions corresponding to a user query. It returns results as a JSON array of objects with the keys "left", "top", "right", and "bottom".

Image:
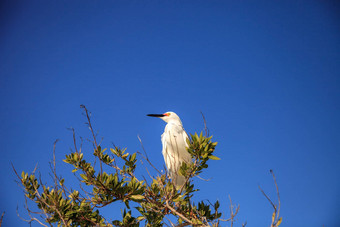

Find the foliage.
[{"left": 14, "top": 106, "right": 281, "bottom": 227}]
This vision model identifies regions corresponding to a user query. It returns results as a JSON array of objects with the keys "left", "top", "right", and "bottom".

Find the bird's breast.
[{"left": 162, "top": 123, "right": 187, "bottom": 150}]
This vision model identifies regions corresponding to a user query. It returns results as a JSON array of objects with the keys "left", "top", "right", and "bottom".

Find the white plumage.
[{"left": 148, "top": 112, "right": 192, "bottom": 188}]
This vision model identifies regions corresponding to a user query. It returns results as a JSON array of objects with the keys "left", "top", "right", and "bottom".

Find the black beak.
[{"left": 147, "top": 114, "right": 165, "bottom": 117}]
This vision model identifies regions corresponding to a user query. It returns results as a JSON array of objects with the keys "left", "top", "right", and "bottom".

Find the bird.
[{"left": 147, "top": 112, "right": 192, "bottom": 189}]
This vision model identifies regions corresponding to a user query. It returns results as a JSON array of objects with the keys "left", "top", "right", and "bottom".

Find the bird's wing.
[
  {"left": 181, "top": 128, "right": 192, "bottom": 163},
  {"left": 182, "top": 128, "right": 190, "bottom": 148},
  {"left": 161, "top": 131, "right": 167, "bottom": 160},
  {"left": 161, "top": 130, "right": 173, "bottom": 171},
  {"left": 169, "top": 125, "right": 191, "bottom": 163}
]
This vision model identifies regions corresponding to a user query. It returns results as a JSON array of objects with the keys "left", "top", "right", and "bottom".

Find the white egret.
[{"left": 147, "top": 112, "right": 192, "bottom": 188}]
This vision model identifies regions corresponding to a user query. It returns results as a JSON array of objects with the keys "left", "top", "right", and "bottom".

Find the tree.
[{"left": 13, "top": 105, "right": 282, "bottom": 227}]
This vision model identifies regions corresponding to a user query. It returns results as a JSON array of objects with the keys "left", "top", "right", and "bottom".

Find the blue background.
[{"left": 1, "top": 1, "right": 339, "bottom": 226}]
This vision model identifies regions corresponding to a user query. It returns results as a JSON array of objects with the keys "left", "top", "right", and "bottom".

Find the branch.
[
  {"left": 200, "top": 111, "right": 209, "bottom": 137},
  {"left": 270, "top": 169, "right": 281, "bottom": 223},
  {"left": 165, "top": 195, "right": 209, "bottom": 227},
  {"left": 12, "top": 162, "right": 69, "bottom": 226},
  {"left": 165, "top": 201, "right": 193, "bottom": 226},
  {"left": 80, "top": 104, "right": 102, "bottom": 174},
  {"left": 258, "top": 185, "right": 276, "bottom": 211},
  {"left": 52, "top": 139, "right": 59, "bottom": 188},
  {"left": 218, "top": 196, "right": 239, "bottom": 226},
  {"left": 137, "top": 135, "right": 162, "bottom": 175},
  {"left": 259, "top": 170, "right": 282, "bottom": 227},
  {"left": 0, "top": 212, "right": 5, "bottom": 227}
]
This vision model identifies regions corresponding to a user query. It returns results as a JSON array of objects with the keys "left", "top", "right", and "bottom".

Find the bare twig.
[
  {"left": 17, "top": 200, "right": 51, "bottom": 227},
  {"left": 228, "top": 195, "right": 239, "bottom": 227},
  {"left": 196, "top": 175, "right": 211, "bottom": 182},
  {"left": 67, "top": 127, "right": 78, "bottom": 153},
  {"left": 11, "top": 163, "right": 22, "bottom": 182},
  {"left": 137, "top": 135, "right": 162, "bottom": 175},
  {"left": 270, "top": 169, "right": 280, "bottom": 223},
  {"left": 80, "top": 105, "right": 102, "bottom": 174},
  {"left": 80, "top": 105, "right": 98, "bottom": 148},
  {"left": 200, "top": 111, "right": 209, "bottom": 137},
  {"left": 259, "top": 170, "right": 282, "bottom": 227},
  {"left": 175, "top": 223, "right": 191, "bottom": 227},
  {"left": 0, "top": 212, "right": 5, "bottom": 227},
  {"left": 219, "top": 196, "right": 240, "bottom": 226},
  {"left": 48, "top": 139, "right": 72, "bottom": 199},
  {"left": 52, "top": 139, "right": 59, "bottom": 188},
  {"left": 258, "top": 185, "right": 276, "bottom": 211}
]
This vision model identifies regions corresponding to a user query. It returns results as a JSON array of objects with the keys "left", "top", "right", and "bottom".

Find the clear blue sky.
[{"left": 1, "top": 1, "right": 339, "bottom": 226}]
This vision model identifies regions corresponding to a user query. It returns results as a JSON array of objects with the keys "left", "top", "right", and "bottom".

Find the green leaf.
[
  {"left": 137, "top": 216, "right": 145, "bottom": 221},
  {"left": 173, "top": 195, "right": 184, "bottom": 202},
  {"left": 130, "top": 195, "right": 145, "bottom": 201},
  {"left": 214, "top": 200, "right": 220, "bottom": 209},
  {"left": 208, "top": 155, "right": 220, "bottom": 160},
  {"left": 277, "top": 217, "right": 282, "bottom": 226},
  {"left": 80, "top": 174, "right": 88, "bottom": 181}
]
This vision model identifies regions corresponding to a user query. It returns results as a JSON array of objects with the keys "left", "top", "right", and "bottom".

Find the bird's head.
[{"left": 147, "top": 111, "right": 182, "bottom": 124}]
